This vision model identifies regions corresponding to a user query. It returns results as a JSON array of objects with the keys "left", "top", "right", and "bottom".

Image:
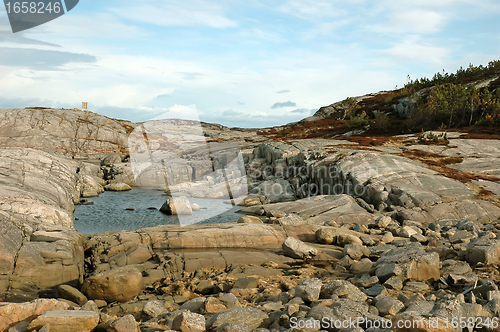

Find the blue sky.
[{"left": 1, "top": 0, "right": 500, "bottom": 128}]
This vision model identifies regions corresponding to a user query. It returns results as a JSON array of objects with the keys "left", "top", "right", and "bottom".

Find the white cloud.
[
  {"left": 111, "top": 0, "right": 237, "bottom": 28},
  {"left": 368, "top": 10, "right": 445, "bottom": 35},
  {"left": 381, "top": 37, "right": 450, "bottom": 65},
  {"left": 277, "top": 0, "right": 348, "bottom": 19},
  {"left": 44, "top": 13, "right": 146, "bottom": 40}
]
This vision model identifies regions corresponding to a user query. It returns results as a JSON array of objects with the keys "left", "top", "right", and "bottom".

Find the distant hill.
[{"left": 265, "top": 60, "right": 500, "bottom": 141}]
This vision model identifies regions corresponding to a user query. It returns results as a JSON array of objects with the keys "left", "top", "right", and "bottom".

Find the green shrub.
[
  {"left": 341, "top": 97, "right": 360, "bottom": 119},
  {"left": 371, "top": 112, "right": 391, "bottom": 132},
  {"left": 347, "top": 111, "right": 369, "bottom": 129}
]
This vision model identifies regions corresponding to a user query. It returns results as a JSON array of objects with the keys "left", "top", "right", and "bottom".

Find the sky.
[{"left": 0, "top": 0, "right": 500, "bottom": 128}]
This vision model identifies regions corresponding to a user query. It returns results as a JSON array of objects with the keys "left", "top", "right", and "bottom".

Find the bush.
[
  {"left": 417, "top": 131, "right": 449, "bottom": 144},
  {"left": 340, "top": 97, "right": 360, "bottom": 119},
  {"left": 371, "top": 112, "right": 391, "bottom": 132},
  {"left": 347, "top": 111, "right": 369, "bottom": 129}
]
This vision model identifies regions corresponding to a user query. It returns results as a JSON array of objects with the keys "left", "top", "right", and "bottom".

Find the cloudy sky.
[{"left": 0, "top": 0, "right": 499, "bottom": 128}]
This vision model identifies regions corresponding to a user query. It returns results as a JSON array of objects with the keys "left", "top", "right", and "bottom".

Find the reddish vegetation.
[
  {"left": 401, "top": 150, "right": 463, "bottom": 167},
  {"left": 457, "top": 131, "right": 500, "bottom": 140},
  {"left": 256, "top": 118, "right": 349, "bottom": 141},
  {"left": 400, "top": 150, "right": 500, "bottom": 184},
  {"left": 343, "top": 135, "right": 413, "bottom": 146}
]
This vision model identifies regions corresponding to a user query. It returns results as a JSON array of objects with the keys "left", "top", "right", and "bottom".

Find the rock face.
[
  {"left": 240, "top": 194, "right": 380, "bottom": 226},
  {"left": 81, "top": 266, "right": 143, "bottom": 302},
  {"left": 0, "top": 108, "right": 132, "bottom": 157},
  {"left": 248, "top": 139, "right": 500, "bottom": 225},
  {"left": 0, "top": 147, "right": 81, "bottom": 227}
]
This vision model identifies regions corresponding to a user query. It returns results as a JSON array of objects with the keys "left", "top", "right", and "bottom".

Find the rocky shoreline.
[{"left": 1, "top": 107, "right": 500, "bottom": 331}]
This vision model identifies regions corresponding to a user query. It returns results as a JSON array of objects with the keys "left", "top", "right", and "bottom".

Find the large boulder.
[
  {"left": 466, "top": 237, "right": 500, "bottom": 266},
  {"left": 282, "top": 236, "right": 317, "bottom": 259},
  {"left": 104, "top": 182, "right": 132, "bottom": 191},
  {"left": 79, "top": 174, "right": 104, "bottom": 198},
  {"left": 373, "top": 242, "right": 440, "bottom": 282},
  {"left": 81, "top": 266, "right": 143, "bottom": 302},
  {"left": 101, "top": 154, "right": 123, "bottom": 166},
  {"left": 160, "top": 196, "right": 193, "bottom": 215}
]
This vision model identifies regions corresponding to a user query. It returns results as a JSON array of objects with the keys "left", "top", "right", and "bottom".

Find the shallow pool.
[{"left": 74, "top": 188, "right": 242, "bottom": 234}]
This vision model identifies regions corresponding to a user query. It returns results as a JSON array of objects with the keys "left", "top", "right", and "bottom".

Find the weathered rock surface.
[
  {"left": 0, "top": 108, "right": 132, "bottom": 157},
  {"left": 0, "top": 299, "right": 69, "bottom": 331},
  {"left": 466, "top": 237, "right": 500, "bottom": 266},
  {"left": 282, "top": 236, "right": 317, "bottom": 259},
  {"left": 206, "top": 307, "right": 268, "bottom": 330},
  {"left": 240, "top": 195, "right": 380, "bottom": 225},
  {"left": 107, "top": 314, "right": 140, "bottom": 332},
  {"left": 81, "top": 266, "right": 143, "bottom": 302},
  {"left": 27, "top": 310, "right": 99, "bottom": 332},
  {"left": 2, "top": 107, "right": 500, "bottom": 331},
  {"left": 374, "top": 243, "right": 440, "bottom": 282}
]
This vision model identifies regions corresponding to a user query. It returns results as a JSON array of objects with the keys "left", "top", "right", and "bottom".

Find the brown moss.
[{"left": 401, "top": 149, "right": 500, "bottom": 184}]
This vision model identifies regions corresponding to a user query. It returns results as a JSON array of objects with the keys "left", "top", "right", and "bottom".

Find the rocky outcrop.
[
  {"left": 0, "top": 108, "right": 133, "bottom": 158},
  {"left": 0, "top": 148, "right": 87, "bottom": 294},
  {"left": 248, "top": 138, "right": 500, "bottom": 226},
  {"left": 0, "top": 299, "right": 69, "bottom": 331}
]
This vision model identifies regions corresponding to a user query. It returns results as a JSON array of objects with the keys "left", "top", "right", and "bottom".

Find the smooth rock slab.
[
  {"left": 27, "top": 310, "right": 99, "bottom": 332},
  {"left": 237, "top": 216, "right": 263, "bottom": 224},
  {"left": 206, "top": 307, "right": 268, "bottom": 330},
  {"left": 0, "top": 299, "right": 69, "bottom": 331},
  {"left": 282, "top": 236, "right": 317, "bottom": 259},
  {"left": 81, "top": 266, "right": 143, "bottom": 302},
  {"left": 57, "top": 284, "right": 88, "bottom": 306}
]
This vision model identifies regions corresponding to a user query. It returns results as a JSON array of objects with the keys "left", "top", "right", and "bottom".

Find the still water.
[{"left": 74, "top": 188, "right": 242, "bottom": 234}]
